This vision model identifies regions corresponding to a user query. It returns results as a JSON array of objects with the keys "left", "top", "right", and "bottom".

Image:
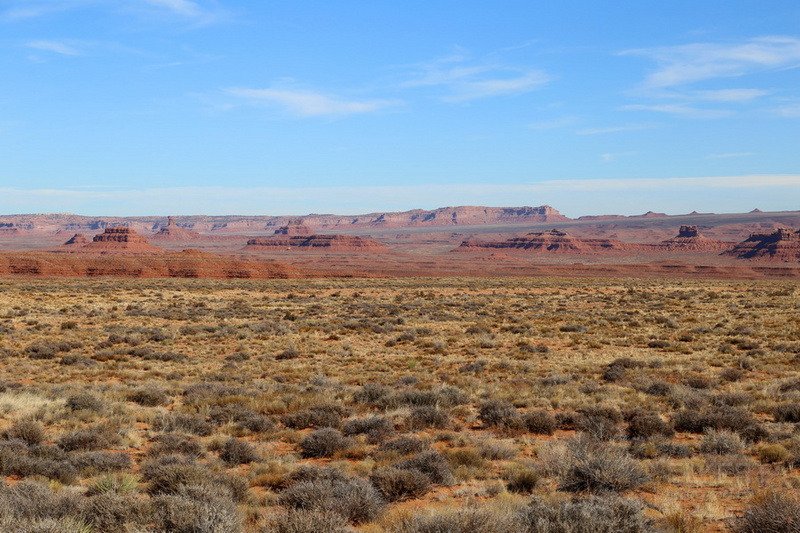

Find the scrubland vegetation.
[{"left": 0, "top": 277, "right": 798, "bottom": 532}]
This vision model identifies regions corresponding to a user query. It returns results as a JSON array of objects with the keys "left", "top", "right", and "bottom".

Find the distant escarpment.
[
  {"left": 457, "top": 229, "right": 631, "bottom": 253},
  {"left": 723, "top": 228, "right": 800, "bottom": 261}
]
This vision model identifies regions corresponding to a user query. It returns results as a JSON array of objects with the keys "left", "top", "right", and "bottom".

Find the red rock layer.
[
  {"left": 244, "top": 234, "right": 388, "bottom": 252},
  {"left": 274, "top": 220, "right": 314, "bottom": 235},
  {"left": 62, "top": 233, "right": 90, "bottom": 247},
  {"left": 0, "top": 251, "right": 303, "bottom": 278},
  {"left": 723, "top": 228, "right": 800, "bottom": 261}
]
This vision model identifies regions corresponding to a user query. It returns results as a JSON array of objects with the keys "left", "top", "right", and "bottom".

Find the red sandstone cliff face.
[
  {"left": 62, "top": 233, "right": 90, "bottom": 247},
  {"left": 273, "top": 220, "right": 313, "bottom": 235},
  {"left": 457, "top": 229, "right": 630, "bottom": 253},
  {"left": 723, "top": 228, "right": 800, "bottom": 261},
  {"left": 244, "top": 233, "right": 388, "bottom": 252},
  {"left": 61, "top": 227, "right": 166, "bottom": 255}
]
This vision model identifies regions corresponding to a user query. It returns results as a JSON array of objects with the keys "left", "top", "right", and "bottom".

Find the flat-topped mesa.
[
  {"left": 457, "top": 228, "right": 629, "bottom": 253},
  {"left": 723, "top": 227, "right": 800, "bottom": 261},
  {"left": 244, "top": 233, "right": 388, "bottom": 252},
  {"left": 274, "top": 220, "right": 313, "bottom": 236},
  {"left": 82, "top": 226, "right": 165, "bottom": 254},
  {"left": 151, "top": 216, "right": 204, "bottom": 241},
  {"left": 655, "top": 226, "right": 735, "bottom": 252}
]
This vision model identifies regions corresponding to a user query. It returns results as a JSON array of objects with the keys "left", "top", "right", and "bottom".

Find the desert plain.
[{"left": 0, "top": 206, "right": 799, "bottom": 532}]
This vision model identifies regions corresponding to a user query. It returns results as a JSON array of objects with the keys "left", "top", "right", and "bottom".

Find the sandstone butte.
[
  {"left": 723, "top": 227, "right": 800, "bottom": 261},
  {"left": 652, "top": 225, "right": 736, "bottom": 252},
  {"left": 456, "top": 229, "right": 631, "bottom": 253},
  {"left": 67, "top": 226, "right": 167, "bottom": 255}
]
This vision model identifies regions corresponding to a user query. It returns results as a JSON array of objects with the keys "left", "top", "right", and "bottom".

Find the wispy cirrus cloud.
[
  {"left": 25, "top": 40, "right": 81, "bottom": 55},
  {"left": 577, "top": 123, "right": 658, "bottom": 135},
  {"left": 2, "top": 0, "right": 225, "bottom": 24},
  {"left": 776, "top": 104, "right": 800, "bottom": 117},
  {"left": 706, "top": 152, "right": 757, "bottom": 159},
  {"left": 227, "top": 87, "right": 398, "bottom": 117},
  {"left": 620, "top": 103, "right": 733, "bottom": 119},
  {"left": 623, "top": 36, "right": 800, "bottom": 89},
  {"left": 404, "top": 53, "right": 553, "bottom": 102},
  {"left": 600, "top": 151, "right": 638, "bottom": 163}
]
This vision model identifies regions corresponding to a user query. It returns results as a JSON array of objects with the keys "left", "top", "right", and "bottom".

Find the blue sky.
[{"left": 1, "top": 0, "right": 799, "bottom": 217}]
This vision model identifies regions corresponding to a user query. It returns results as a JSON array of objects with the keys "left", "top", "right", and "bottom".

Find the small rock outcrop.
[
  {"left": 723, "top": 228, "right": 800, "bottom": 261},
  {"left": 151, "top": 217, "right": 205, "bottom": 241},
  {"left": 62, "top": 233, "right": 90, "bottom": 247}
]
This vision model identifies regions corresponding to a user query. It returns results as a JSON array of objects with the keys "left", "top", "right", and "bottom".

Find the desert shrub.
[
  {"left": 626, "top": 413, "right": 675, "bottom": 440},
  {"left": 299, "top": 428, "right": 353, "bottom": 458},
  {"left": 445, "top": 448, "right": 488, "bottom": 470},
  {"left": 237, "top": 413, "right": 276, "bottom": 433},
  {"left": 57, "top": 429, "right": 111, "bottom": 452},
  {"left": 262, "top": 509, "right": 352, "bottom": 533},
  {"left": 378, "top": 386, "right": 468, "bottom": 410},
  {"left": 127, "top": 387, "right": 170, "bottom": 407},
  {"left": 700, "top": 430, "right": 745, "bottom": 455},
  {"left": 219, "top": 438, "right": 259, "bottom": 465},
  {"left": 720, "top": 368, "right": 744, "bottom": 382},
  {"left": 395, "top": 450, "right": 455, "bottom": 485},
  {"left": 576, "top": 415, "right": 620, "bottom": 442},
  {"left": 147, "top": 434, "right": 204, "bottom": 458},
  {"left": 279, "top": 473, "right": 385, "bottom": 524},
  {"left": 0, "top": 479, "right": 82, "bottom": 520},
  {"left": 774, "top": 403, "right": 800, "bottom": 423},
  {"left": 152, "top": 487, "right": 243, "bottom": 533},
  {"left": 69, "top": 451, "right": 131, "bottom": 475},
  {"left": 141, "top": 456, "right": 215, "bottom": 496},
  {"left": 522, "top": 410, "right": 557, "bottom": 435},
  {"left": 282, "top": 404, "right": 348, "bottom": 430},
  {"left": 558, "top": 436, "right": 648, "bottom": 493},
  {"left": 517, "top": 494, "right": 654, "bottom": 533},
  {"left": 352, "top": 383, "right": 390, "bottom": 406},
  {"left": 369, "top": 467, "right": 430, "bottom": 501},
  {"left": 645, "top": 381, "right": 672, "bottom": 396},
  {"left": 730, "top": 490, "right": 800, "bottom": 533},
  {"left": 478, "top": 399, "right": 523, "bottom": 429},
  {"left": 0, "top": 445, "right": 77, "bottom": 484},
  {"left": 672, "top": 408, "right": 765, "bottom": 441},
  {"left": 379, "top": 436, "right": 429, "bottom": 456},
  {"left": 757, "top": 444, "right": 790, "bottom": 464},
  {"left": 505, "top": 468, "right": 539, "bottom": 493},
  {"left": 84, "top": 492, "right": 150, "bottom": 531},
  {"left": 65, "top": 393, "right": 104, "bottom": 413},
  {"left": 3, "top": 419, "right": 46, "bottom": 445},
  {"left": 478, "top": 439, "right": 517, "bottom": 460},
  {"left": 342, "top": 416, "right": 394, "bottom": 443},
  {"left": 152, "top": 412, "right": 214, "bottom": 436},
  {"left": 407, "top": 406, "right": 451, "bottom": 430},
  {"left": 684, "top": 377, "right": 712, "bottom": 390},
  {"left": 388, "top": 506, "right": 518, "bottom": 533}
]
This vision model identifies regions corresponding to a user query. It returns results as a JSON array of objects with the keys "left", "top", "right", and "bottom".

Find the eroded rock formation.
[
  {"left": 82, "top": 227, "right": 165, "bottom": 255},
  {"left": 457, "top": 229, "right": 630, "bottom": 253},
  {"left": 656, "top": 226, "right": 735, "bottom": 252},
  {"left": 245, "top": 234, "right": 388, "bottom": 252},
  {"left": 151, "top": 217, "right": 205, "bottom": 241},
  {"left": 723, "top": 228, "right": 800, "bottom": 261}
]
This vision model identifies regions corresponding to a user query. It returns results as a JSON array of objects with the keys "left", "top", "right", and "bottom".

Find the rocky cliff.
[{"left": 723, "top": 228, "right": 800, "bottom": 261}]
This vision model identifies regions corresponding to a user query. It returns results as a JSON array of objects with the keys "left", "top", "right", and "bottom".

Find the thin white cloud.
[
  {"left": 528, "top": 116, "right": 579, "bottom": 130},
  {"left": 691, "top": 88, "right": 770, "bottom": 102},
  {"left": 141, "top": 0, "right": 201, "bottom": 17},
  {"left": 228, "top": 87, "right": 397, "bottom": 117},
  {"left": 577, "top": 123, "right": 657, "bottom": 135},
  {"left": 601, "top": 151, "right": 638, "bottom": 163},
  {"left": 706, "top": 152, "right": 757, "bottom": 159},
  {"left": 2, "top": 175, "right": 799, "bottom": 217},
  {"left": 776, "top": 104, "right": 800, "bottom": 117},
  {"left": 404, "top": 54, "right": 553, "bottom": 102},
  {"left": 623, "top": 36, "right": 800, "bottom": 89},
  {"left": 620, "top": 103, "right": 732, "bottom": 119},
  {"left": 25, "top": 40, "right": 81, "bottom": 55}
]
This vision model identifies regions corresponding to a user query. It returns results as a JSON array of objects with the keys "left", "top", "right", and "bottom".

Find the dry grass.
[{"left": 0, "top": 276, "right": 798, "bottom": 532}]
